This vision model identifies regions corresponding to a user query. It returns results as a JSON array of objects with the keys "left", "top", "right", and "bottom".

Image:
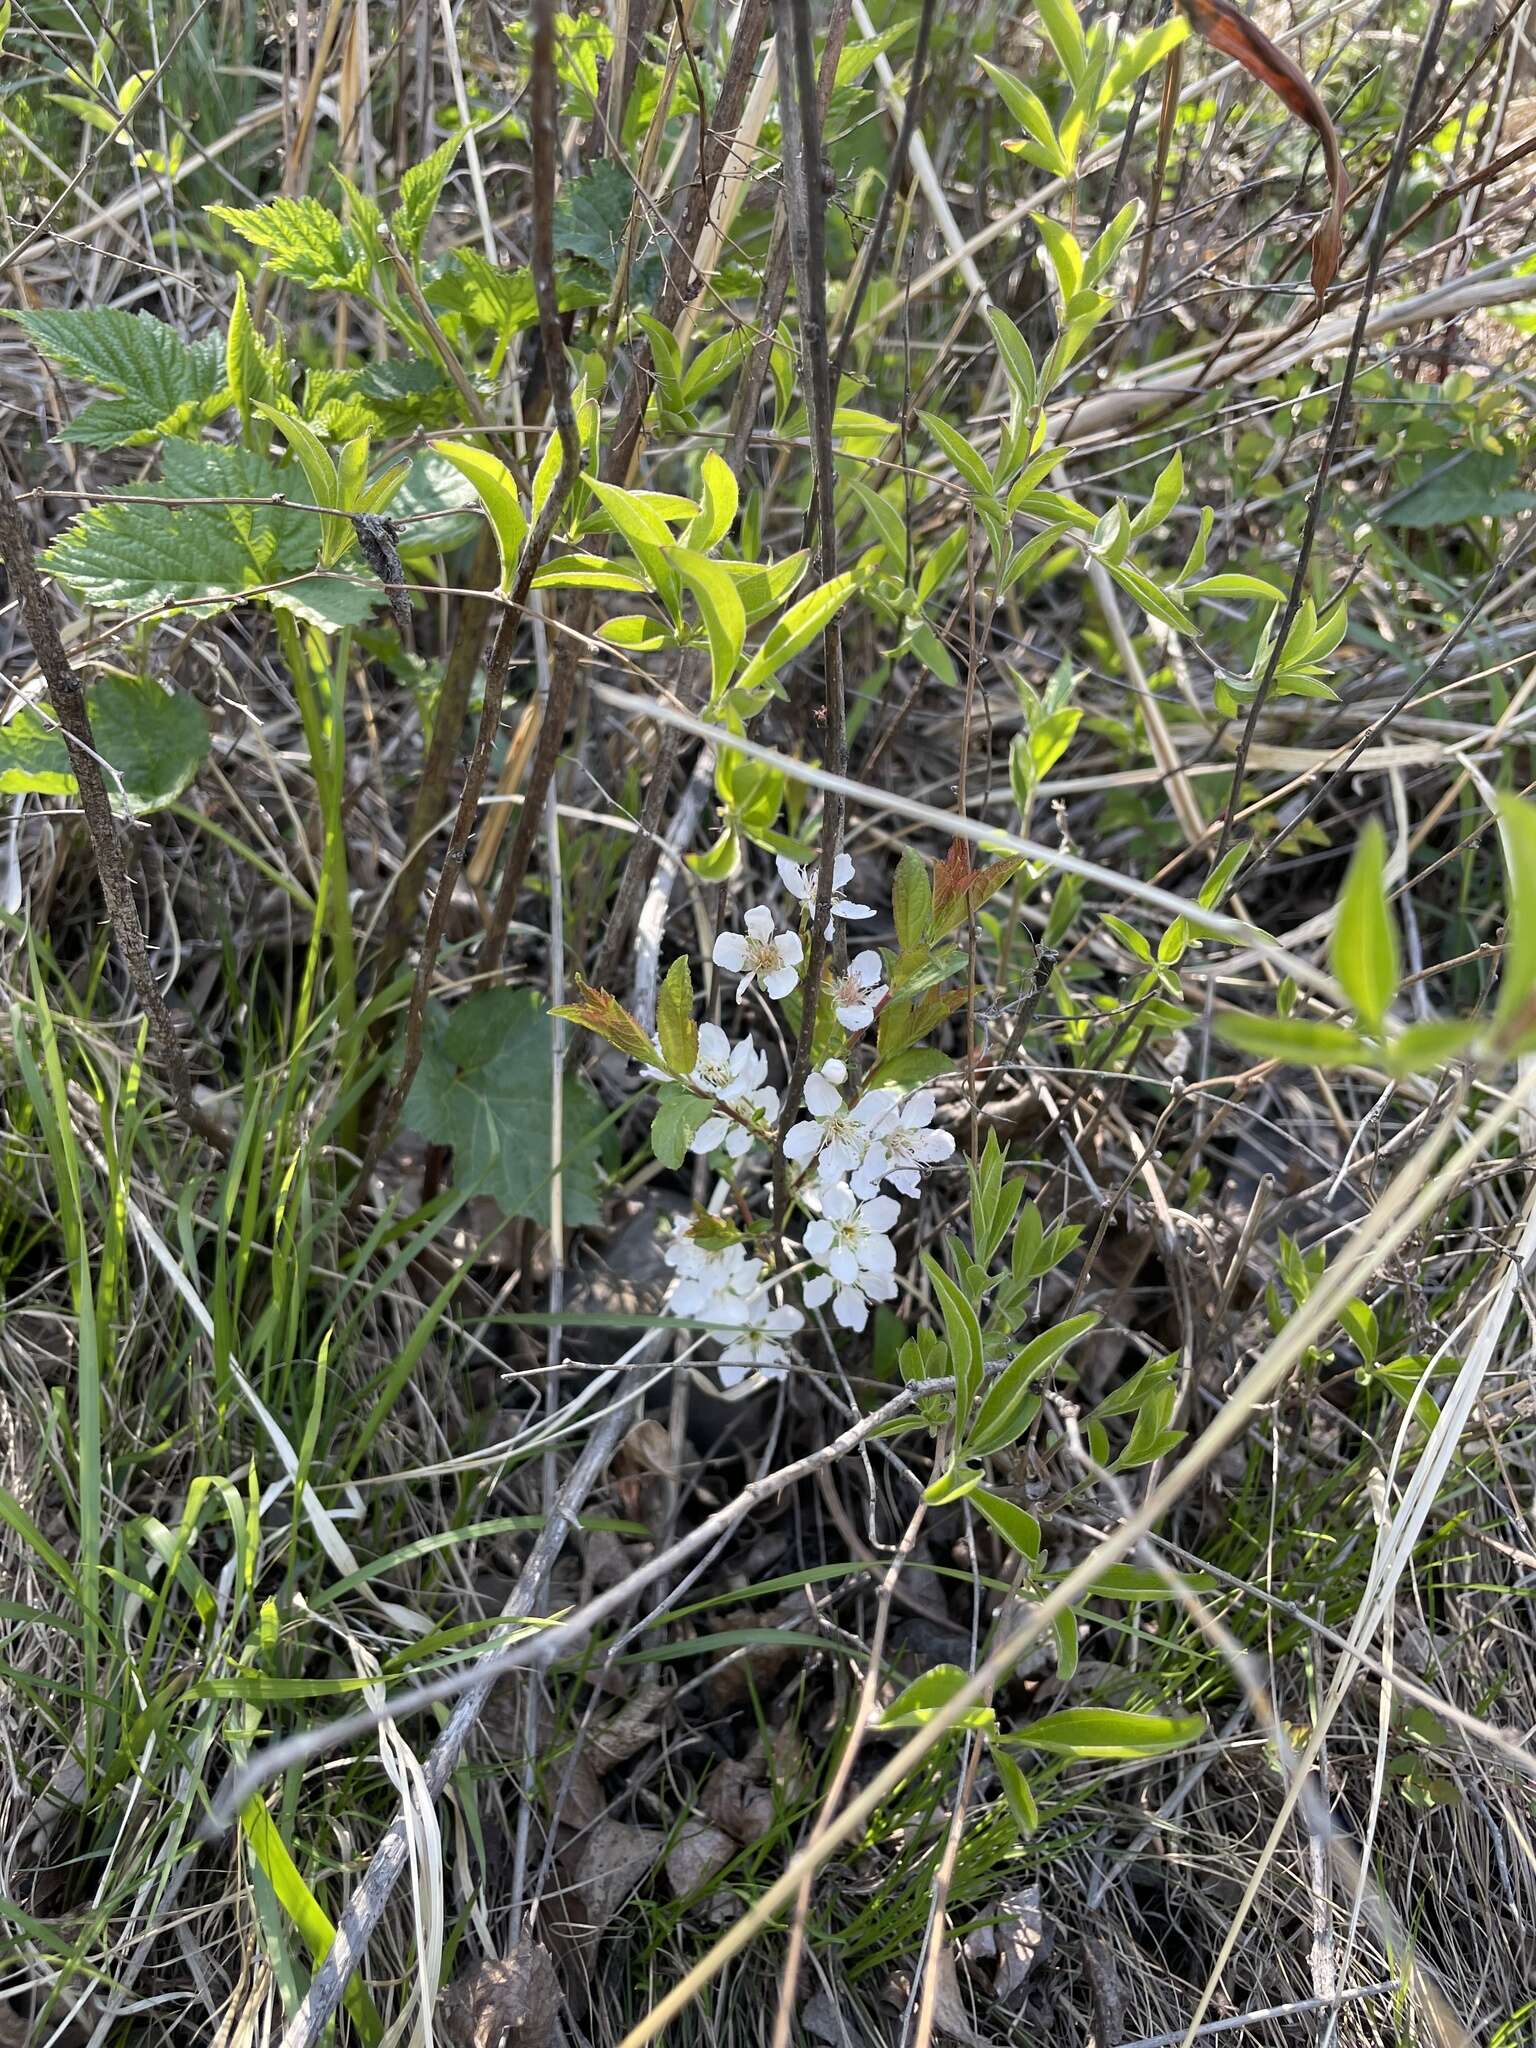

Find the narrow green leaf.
[
  {"left": 968, "top": 1314, "right": 1100, "bottom": 1458},
  {"left": 970, "top": 1485, "right": 1042, "bottom": 1563},
  {"left": 1331, "top": 820, "right": 1399, "bottom": 1033},
  {"left": 922, "top": 1253, "right": 984, "bottom": 1423},
  {"left": 1214, "top": 1013, "right": 1369, "bottom": 1068},
  {"left": 673, "top": 545, "right": 746, "bottom": 700},
  {"left": 992, "top": 1746, "right": 1039, "bottom": 1834},
  {"left": 1494, "top": 795, "right": 1536, "bottom": 1045},
  {"left": 429, "top": 440, "right": 527, "bottom": 590},
  {"left": 1003, "top": 1705, "right": 1206, "bottom": 1759},
  {"left": 878, "top": 1664, "right": 995, "bottom": 1731}
]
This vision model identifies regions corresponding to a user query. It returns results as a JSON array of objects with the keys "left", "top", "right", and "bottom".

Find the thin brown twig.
[
  {"left": 1216, "top": 0, "right": 1456, "bottom": 859},
  {"left": 770, "top": 0, "right": 847, "bottom": 1232},
  {"left": 359, "top": 0, "right": 581, "bottom": 1179},
  {"left": 477, "top": 7, "right": 584, "bottom": 973}
]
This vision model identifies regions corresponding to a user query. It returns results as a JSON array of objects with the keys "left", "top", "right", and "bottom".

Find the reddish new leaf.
[
  {"left": 550, "top": 977, "right": 659, "bottom": 1065},
  {"left": 1177, "top": 0, "right": 1348, "bottom": 303}
]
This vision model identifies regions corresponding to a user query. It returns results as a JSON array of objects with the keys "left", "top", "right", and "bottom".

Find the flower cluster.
[
  {"left": 662, "top": 1224, "right": 804, "bottom": 1388},
  {"left": 783, "top": 1065, "right": 954, "bottom": 1330},
  {"left": 657, "top": 852, "right": 957, "bottom": 1380}
]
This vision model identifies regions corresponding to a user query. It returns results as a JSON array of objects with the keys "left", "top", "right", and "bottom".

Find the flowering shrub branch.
[{"left": 554, "top": 839, "right": 1043, "bottom": 1389}]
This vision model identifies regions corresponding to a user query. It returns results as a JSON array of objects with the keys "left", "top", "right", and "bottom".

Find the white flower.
[
  {"left": 775, "top": 851, "right": 875, "bottom": 936},
  {"left": 829, "top": 949, "right": 887, "bottom": 1031},
  {"left": 714, "top": 1294, "right": 805, "bottom": 1387},
  {"left": 691, "top": 1082, "right": 780, "bottom": 1160},
  {"left": 663, "top": 1231, "right": 765, "bottom": 1319},
  {"left": 854, "top": 1089, "right": 956, "bottom": 1199},
  {"left": 782, "top": 1060, "right": 896, "bottom": 1186},
  {"left": 803, "top": 1184, "right": 900, "bottom": 1333},
  {"left": 689, "top": 1021, "right": 767, "bottom": 1103},
  {"left": 712, "top": 905, "right": 804, "bottom": 1001}
]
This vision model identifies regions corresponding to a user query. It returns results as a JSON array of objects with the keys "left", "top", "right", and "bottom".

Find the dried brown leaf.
[
  {"left": 664, "top": 1820, "right": 736, "bottom": 1898},
  {"left": 571, "top": 1819, "right": 665, "bottom": 1936},
  {"left": 1177, "top": 0, "right": 1348, "bottom": 302},
  {"left": 436, "top": 1942, "right": 561, "bottom": 2048},
  {"left": 994, "top": 1883, "right": 1050, "bottom": 2006}
]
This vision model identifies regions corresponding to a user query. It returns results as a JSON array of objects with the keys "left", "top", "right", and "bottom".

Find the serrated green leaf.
[
  {"left": 651, "top": 1086, "right": 713, "bottom": 1171},
  {"left": 15, "top": 307, "right": 225, "bottom": 420},
  {"left": 657, "top": 955, "right": 697, "bottom": 1075},
  {"left": 404, "top": 989, "right": 605, "bottom": 1225},
  {"left": 209, "top": 197, "right": 372, "bottom": 292},
  {"left": 552, "top": 159, "right": 634, "bottom": 278},
  {"left": 0, "top": 675, "right": 208, "bottom": 813},
  {"left": 394, "top": 133, "right": 461, "bottom": 257},
  {"left": 45, "top": 499, "right": 256, "bottom": 614}
]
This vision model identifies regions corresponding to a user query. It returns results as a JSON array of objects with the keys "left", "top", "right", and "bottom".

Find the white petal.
[
  {"left": 861, "top": 1195, "right": 901, "bottom": 1234},
  {"left": 769, "top": 1304, "right": 805, "bottom": 1336},
  {"left": 689, "top": 1115, "right": 730, "bottom": 1154},
  {"left": 803, "top": 1072, "right": 840, "bottom": 1117},
  {"left": 820, "top": 1183, "right": 856, "bottom": 1220},
  {"left": 804, "top": 1220, "right": 834, "bottom": 1258},
  {"left": 820, "top": 1135, "right": 859, "bottom": 1178},
  {"left": 861, "top": 1271, "right": 897, "bottom": 1303},
  {"left": 748, "top": 1084, "right": 779, "bottom": 1123},
  {"left": 885, "top": 1167, "right": 922, "bottom": 1199},
  {"left": 723, "top": 1124, "right": 754, "bottom": 1158},
  {"left": 833, "top": 899, "right": 876, "bottom": 921},
  {"left": 848, "top": 1160, "right": 885, "bottom": 1201},
  {"left": 775, "top": 854, "right": 811, "bottom": 901},
  {"left": 859, "top": 1236, "right": 897, "bottom": 1275},
  {"left": 822, "top": 1057, "right": 848, "bottom": 1085},
  {"left": 850, "top": 950, "right": 884, "bottom": 986},
  {"left": 832, "top": 854, "right": 856, "bottom": 889},
  {"left": 776, "top": 930, "right": 805, "bottom": 967},
  {"left": 782, "top": 1120, "right": 822, "bottom": 1161},
  {"left": 827, "top": 1247, "right": 861, "bottom": 1284},
  {"left": 764, "top": 965, "right": 800, "bottom": 1000},
  {"left": 833, "top": 1287, "right": 869, "bottom": 1332},
  {"left": 712, "top": 933, "right": 748, "bottom": 972},
  {"left": 902, "top": 1090, "right": 938, "bottom": 1129},
  {"left": 835, "top": 1000, "right": 875, "bottom": 1031},
  {"left": 803, "top": 1272, "right": 834, "bottom": 1309},
  {"left": 853, "top": 1089, "right": 898, "bottom": 1131},
  {"left": 716, "top": 1358, "right": 753, "bottom": 1388},
  {"left": 696, "top": 1021, "right": 730, "bottom": 1065},
  {"left": 912, "top": 1129, "right": 956, "bottom": 1165}
]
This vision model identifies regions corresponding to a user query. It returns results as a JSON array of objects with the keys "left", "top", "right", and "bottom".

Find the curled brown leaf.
[{"left": 1177, "top": 0, "right": 1348, "bottom": 303}]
